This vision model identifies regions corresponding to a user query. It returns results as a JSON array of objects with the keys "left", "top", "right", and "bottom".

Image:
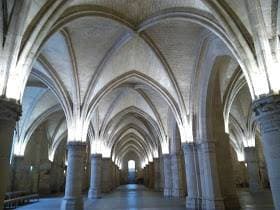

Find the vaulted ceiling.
[{"left": 8, "top": 0, "right": 275, "bottom": 167}]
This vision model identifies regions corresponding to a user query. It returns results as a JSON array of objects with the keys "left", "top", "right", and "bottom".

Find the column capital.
[
  {"left": 162, "top": 154, "right": 170, "bottom": 159},
  {"left": 253, "top": 94, "right": 280, "bottom": 133},
  {"left": 244, "top": 146, "right": 256, "bottom": 152},
  {"left": 67, "top": 141, "right": 87, "bottom": 146},
  {"left": 12, "top": 155, "right": 24, "bottom": 160},
  {"left": 0, "top": 97, "right": 21, "bottom": 121},
  {"left": 182, "top": 142, "right": 196, "bottom": 146},
  {"left": 153, "top": 157, "right": 159, "bottom": 162},
  {"left": 198, "top": 141, "right": 216, "bottom": 153},
  {"left": 170, "top": 153, "right": 182, "bottom": 162},
  {"left": 67, "top": 141, "right": 87, "bottom": 152},
  {"left": 102, "top": 157, "right": 111, "bottom": 161},
  {"left": 244, "top": 147, "right": 257, "bottom": 163},
  {"left": 182, "top": 142, "right": 196, "bottom": 151},
  {"left": 90, "top": 153, "right": 102, "bottom": 159},
  {"left": 253, "top": 94, "right": 280, "bottom": 116}
]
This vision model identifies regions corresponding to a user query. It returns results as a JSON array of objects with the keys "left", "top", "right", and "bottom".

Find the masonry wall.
[{"left": 10, "top": 124, "right": 66, "bottom": 194}]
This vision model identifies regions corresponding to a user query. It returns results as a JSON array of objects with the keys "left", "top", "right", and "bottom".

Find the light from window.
[{"left": 128, "top": 160, "right": 135, "bottom": 172}]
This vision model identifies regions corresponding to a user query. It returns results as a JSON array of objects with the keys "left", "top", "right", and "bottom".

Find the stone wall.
[
  {"left": 10, "top": 124, "right": 66, "bottom": 194},
  {"left": 255, "top": 135, "right": 270, "bottom": 188},
  {"left": 230, "top": 147, "right": 248, "bottom": 188}
]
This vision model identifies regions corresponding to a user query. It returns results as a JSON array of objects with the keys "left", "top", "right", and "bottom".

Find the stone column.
[
  {"left": 109, "top": 161, "right": 114, "bottom": 191},
  {"left": 0, "top": 98, "right": 21, "bottom": 210},
  {"left": 244, "top": 147, "right": 262, "bottom": 192},
  {"left": 160, "top": 157, "right": 164, "bottom": 191},
  {"left": 117, "top": 168, "right": 120, "bottom": 186},
  {"left": 111, "top": 164, "right": 115, "bottom": 189},
  {"left": 182, "top": 143, "right": 201, "bottom": 209},
  {"left": 142, "top": 167, "right": 146, "bottom": 185},
  {"left": 88, "top": 154, "right": 102, "bottom": 199},
  {"left": 115, "top": 165, "right": 118, "bottom": 187},
  {"left": 61, "top": 142, "right": 86, "bottom": 210},
  {"left": 143, "top": 166, "right": 147, "bottom": 186},
  {"left": 82, "top": 154, "right": 90, "bottom": 192},
  {"left": 171, "top": 153, "right": 185, "bottom": 197},
  {"left": 146, "top": 164, "right": 150, "bottom": 187},
  {"left": 253, "top": 95, "right": 280, "bottom": 209},
  {"left": 153, "top": 158, "right": 160, "bottom": 191},
  {"left": 199, "top": 141, "right": 224, "bottom": 210},
  {"left": 101, "top": 158, "right": 112, "bottom": 193},
  {"left": 114, "top": 163, "right": 117, "bottom": 188},
  {"left": 163, "top": 154, "right": 172, "bottom": 197},
  {"left": 148, "top": 162, "right": 154, "bottom": 189},
  {"left": 110, "top": 162, "right": 113, "bottom": 190},
  {"left": 118, "top": 166, "right": 120, "bottom": 185},
  {"left": 115, "top": 164, "right": 118, "bottom": 188}
]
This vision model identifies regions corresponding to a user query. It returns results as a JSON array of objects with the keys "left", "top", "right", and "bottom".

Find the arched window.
[{"left": 128, "top": 160, "right": 135, "bottom": 172}]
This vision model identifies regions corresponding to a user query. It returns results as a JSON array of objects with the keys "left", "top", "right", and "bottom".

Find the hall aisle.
[{"left": 16, "top": 184, "right": 274, "bottom": 210}]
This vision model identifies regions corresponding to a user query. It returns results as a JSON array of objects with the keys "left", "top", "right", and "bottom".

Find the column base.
[
  {"left": 88, "top": 188, "right": 101, "bottom": 199},
  {"left": 201, "top": 198, "right": 225, "bottom": 210},
  {"left": 186, "top": 197, "right": 201, "bottom": 209},
  {"left": 61, "top": 197, "right": 83, "bottom": 210},
  {"left": 172, "top": 188, "right": 185, "bottom": 198},
  {"left": 164, "top": 188, "right": 172, "bottom": 197}
]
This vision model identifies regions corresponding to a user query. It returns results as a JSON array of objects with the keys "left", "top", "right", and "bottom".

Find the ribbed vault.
[{"left": 9, "top": 0, "right": 270, "bottom": 172}]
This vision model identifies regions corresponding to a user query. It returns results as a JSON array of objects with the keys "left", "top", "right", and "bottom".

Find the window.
[{"left": 128, "top": 160, "right": 135, "bottom": 172}]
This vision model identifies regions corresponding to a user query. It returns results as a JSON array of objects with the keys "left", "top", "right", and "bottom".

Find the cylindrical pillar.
[
  {"left": 113, "top": 163, "right": 117, "bottom": 188},
  {"left": 109, "top": 161, "right": 114, "bottom": 191},
  {"left": 153, "top": 158, "right": 160, "bottom": 191},
  {"left": 0, "top": 98, "right": 21, "bottom": 210},
  {"left": 171, "top": 153, "right": 185, "bottom": 197},
  {"left": 163, "top": 154, "right": 172, "bottom": 197},
  {"left": 117, "top": 168, "right": 120, "bottom": 186},
  {"left": 88, "top": 154, "right": 102, "bottom": 199},
  {"left": 148, "top": 162, "right": 154, "bottom": 189},
  {"left": 111, "top": 162, "right": 115, "bottom": 189},
  {"left": 142, "top": 167, "right": 145, "bottom": 185},
  {"left": 112, "top": 164, "right": 116, "bottom": 189},
  {"left": 244, "top": 147, "right": 262, "bottom": 192},
  {"left": 115, "top": 165, "right": 119, "bottom": 187},
  {"left": 183, "top": 143, "right": 201, "bottom": 209},
  {"left": 200, "top": 141, "right": 224, "bottom": 210},
  {"left": 115, "top": 167, "right": 118, "bottom": 186},
  {"left": 101, "top": 158, "right": 112, "bottom": 193},
  {"left": 160, "top": 157, "right": 164, "bottom": 191},
  {"left": 253, "top": 95, "right": 280, "bottom": 209},
  {"left": 143, "top": 166, "right": 147, "bottom": 186},
  {"left": 61, "top": 142, "right": 86, "bottom": 210},
  {"left": 146, "top": 164, "right": 150, "bottom": 187}
]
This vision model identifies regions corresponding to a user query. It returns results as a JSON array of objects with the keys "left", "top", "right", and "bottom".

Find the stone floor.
[{"left": 16, "top": 184, "right": 274, "bottom": 210}]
